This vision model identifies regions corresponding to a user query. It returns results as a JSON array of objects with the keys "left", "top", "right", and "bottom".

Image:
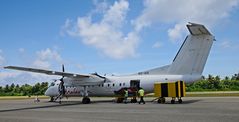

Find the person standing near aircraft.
[
  {"left": 124, "top": 88, "right": 128, "bottom": 104},
  {"left": 138, "top": 88, "right": 145, "bottom": 104}
]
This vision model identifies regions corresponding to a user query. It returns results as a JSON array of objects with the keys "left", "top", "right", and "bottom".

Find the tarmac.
[{"left": 0, "top": 97, "right": 239, "bottom": 122}]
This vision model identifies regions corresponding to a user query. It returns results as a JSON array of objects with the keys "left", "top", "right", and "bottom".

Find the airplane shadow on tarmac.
[
  {"left": 0, "top": 100, "right": 113, "bottom": 113},
  {"left": 151, "top": 99, "right": 202, "bottom": 104},
  {"left": 0, "top": 99, "right": 201, "bottom": 113}
]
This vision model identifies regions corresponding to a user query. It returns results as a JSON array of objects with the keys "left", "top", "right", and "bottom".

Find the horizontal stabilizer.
[{"left": 187, "top": 22, "right": 211, "bottom": 35}]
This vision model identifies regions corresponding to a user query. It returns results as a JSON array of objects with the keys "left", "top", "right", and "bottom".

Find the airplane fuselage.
[{"left": 45, "top": 74, "right": 201, "bottom": 97}]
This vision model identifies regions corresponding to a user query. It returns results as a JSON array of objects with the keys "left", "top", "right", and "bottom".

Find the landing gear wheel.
[
  {"left": 131, "top": 98, "right": 137, "bottom": 103},
  {"left": 157, "top": 99, "right": 161, "bottom": 103},
  {"left": 116, "top": 98, "right": 124, "bottom": 103},
  {"left": 171, "top": 99, "right": 175, "bottom": 104},
  {"left": 158, "top": 97, "right": 166, "bottom": 104},
  {"left": 178, "top": 98, "right": 182, "bottom": 104},
  {"left": 162, "top": 97, "right": 166, "bottom": 103},
  {"left": 82, "top": 97, "right": 91, "bottom": 104},
  {"left": 49, "top": 97, "right": 54, "bottom": 102}
]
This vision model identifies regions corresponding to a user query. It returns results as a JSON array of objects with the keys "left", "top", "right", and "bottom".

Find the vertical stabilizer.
[{"left": 168, "top": 23, "right": 214, "bottom": 75}]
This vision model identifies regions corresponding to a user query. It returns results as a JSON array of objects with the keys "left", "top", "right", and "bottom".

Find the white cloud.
[
  {"left": 18, "top": 48, "right": 25, "bottom": 53},
  {"left": 219, "top": 40, "right": 239, "bottom": 49},
  {"left": 64, "top": 0, "right": 139, "bottom": 59},
  {"left": 62, "top": 0, "right": 238, "bottom": 58},
  {"left": 168, "top": 24, "right": 185, "bottom": 42},
  {"left": 0, "top": 71, "right": 56, "bottom": 86},
  {"left": 152, "top": 41, "right": 163, "bottom": 48},
  {"left": 133, "top": 0, "right": 239, "bottom": 41},
  {"left": 220, "top": 41, "right": 231, "bottom": 48},
  {"left": 0, "top": 48, "right": 62, "bottom": 86},
  {"left": 32, "top": 48, "right": 63, "bottom": 69},
  {"left": 0, "top": 56, "right": 5, "bottom": 65},
  {"left": 0, "top": 49, "right": 5, "bottom": 65},
  {"left": 92, "top": 0, "right": 109, "bottom": 14}
]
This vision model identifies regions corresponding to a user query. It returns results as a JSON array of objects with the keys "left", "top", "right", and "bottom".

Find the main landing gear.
[
  {"left": 82, "top": 86, "right": 91, "bottom": 104},
  {"left": 82, "top": 97, "right": 91, "bottom": 104}
]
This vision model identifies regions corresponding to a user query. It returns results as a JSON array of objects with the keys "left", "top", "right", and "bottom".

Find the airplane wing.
[{"left": 4, "top": 66, "right": 90, "bottom": 78}]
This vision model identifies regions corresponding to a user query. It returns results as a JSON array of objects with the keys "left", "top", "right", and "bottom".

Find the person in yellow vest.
[
  {"left": 138, "top": 87, "right": 145, "bottom": 104},
  {"left": 124, "top": 88, "right": 128, "bottom": 104}
]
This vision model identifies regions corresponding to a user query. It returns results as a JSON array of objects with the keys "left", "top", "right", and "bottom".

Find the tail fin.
[{"left": 168, "top": 23, "right": 214, "bottom": 75}]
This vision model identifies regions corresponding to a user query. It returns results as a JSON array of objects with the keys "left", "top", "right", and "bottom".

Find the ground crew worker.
[
  {"left": 138, "top": 87, "right": 145, "bottom": 104},
  {"left": 124, "top": 88, "right": 128, "bottom": 104}
]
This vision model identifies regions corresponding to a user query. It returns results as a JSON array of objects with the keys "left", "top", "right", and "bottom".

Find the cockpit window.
[{"left": 50, "top": 82, "right": 55, "bottom": 87}]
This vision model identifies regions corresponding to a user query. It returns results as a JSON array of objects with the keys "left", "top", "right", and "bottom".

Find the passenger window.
[
  {"left": 119, "top": 83, "right": 122, "bottom": 86},
  {"left": 108, "top": 84, "right": 110, "bottom": 87},
  {"left": 113, "top": 83, "right": 115, "bottom": 87},
  {"left": 102, "top": 84, "right": 104, "bottom": 87},
  {"left": 123, "top": 83, "right": 125, "bottom": 86}
]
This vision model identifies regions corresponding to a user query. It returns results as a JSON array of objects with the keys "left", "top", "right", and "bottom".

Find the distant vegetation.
[
  {"left": 186, "top": 73, "right": 239, "bottom": 91},
  {"left": 0, "top": 82, "right": 48, "bottom": 96},
  {"left": 0, "top": 73, "right": 239, "bottom": 96}
]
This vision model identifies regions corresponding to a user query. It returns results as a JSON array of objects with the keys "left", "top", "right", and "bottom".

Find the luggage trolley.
[
  {"left": 114, "top": 87, "right": 138, "bottom": 103},
  {"left": 154, "top": 81, "right": 186, "bottom": 104}
]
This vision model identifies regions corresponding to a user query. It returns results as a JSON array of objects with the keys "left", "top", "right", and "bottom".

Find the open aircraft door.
[{"left": 130, "top": 80, "right": 140, "bottom": 89}]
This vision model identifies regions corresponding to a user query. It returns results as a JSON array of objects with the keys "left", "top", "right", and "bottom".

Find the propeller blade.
[{"left": 62, "top": 64, "right": 65, "bottom": 72}]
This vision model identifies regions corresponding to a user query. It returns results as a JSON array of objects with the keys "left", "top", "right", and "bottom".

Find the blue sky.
[{"left": 0, "top": 0, "right": 239, "bottom": 85}]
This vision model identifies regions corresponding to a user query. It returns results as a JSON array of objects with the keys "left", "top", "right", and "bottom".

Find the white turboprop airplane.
[{"left": 4, "top": 23, "right": 214, "bottom": 104}]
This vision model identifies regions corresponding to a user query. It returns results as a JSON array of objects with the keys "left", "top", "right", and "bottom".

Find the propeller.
[
  {"left": 53, "top": 64, "right": 67, "bottom": 103},
  {"left": 58, "top": 64, "right": 66, "bottom": 96}
]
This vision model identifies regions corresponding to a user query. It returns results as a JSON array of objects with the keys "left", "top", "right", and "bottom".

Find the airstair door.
[{"left": 130, "top": 80, "right": 140, "bottom": 89}]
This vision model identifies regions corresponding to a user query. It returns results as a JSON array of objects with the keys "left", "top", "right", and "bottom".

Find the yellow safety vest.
[
  {"left": 138, "top": 89, "right": 144, "bottom": 97},
  {"left": 124, "top": 90, "right": 128, "bottom": 97}
]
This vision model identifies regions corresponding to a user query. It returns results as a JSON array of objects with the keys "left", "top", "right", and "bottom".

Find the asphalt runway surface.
[{"left": 0, "top": 97, "right": 239, "bottom": 122}]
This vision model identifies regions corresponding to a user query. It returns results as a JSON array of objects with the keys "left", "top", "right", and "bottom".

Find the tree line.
[
  {"left": 0, "top": 73, "right": 239, "bottom": 96},
  {"left": 0, "top": 82, "right": 48, "bottom": 96},
  {"left": 186, "top": 73, "right": 239, "bottom": 91}
]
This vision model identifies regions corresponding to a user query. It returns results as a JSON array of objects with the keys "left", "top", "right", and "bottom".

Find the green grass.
[{"left": 186, "top": 92, "right": 239, "bottom": 97}]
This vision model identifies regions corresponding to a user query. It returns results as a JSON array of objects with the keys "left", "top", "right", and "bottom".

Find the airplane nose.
[
  {"left": 44, "top": 86, "right": 59, "bottom": 96},
  {"left": 45, "top": 88, "right": 50, "bottom": 96}
]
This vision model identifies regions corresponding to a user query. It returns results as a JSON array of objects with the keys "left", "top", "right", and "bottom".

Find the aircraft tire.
[
  {"left": 157, "top": 99, "right": 161, "bottom": 103},
  {"left": 162, "top": 98, "right": 166, "bottom": 103},
  {"left": 82, "top": 97, "right": 91, "bottom": 104},
  {"left": 131, "top": 99, "right": 137, "bottom": 103},
  {"left": 171, "top": 99, "right": 175, "bottom": 104},
  {"left": 117, "top": 98, "right": 124, "bottom": 103},
  {"left": 178, "top": 99, "right": 182, "bottom": 104}
]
